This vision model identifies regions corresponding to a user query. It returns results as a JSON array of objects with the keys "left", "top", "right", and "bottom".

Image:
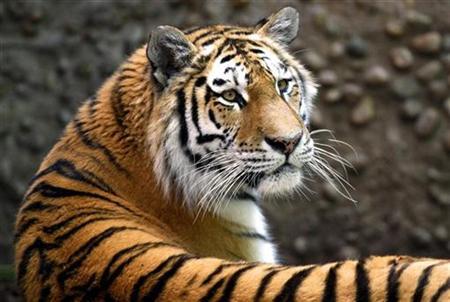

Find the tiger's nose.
[{"left": 264, "top": 132, "right": 302, "bottom": 155}]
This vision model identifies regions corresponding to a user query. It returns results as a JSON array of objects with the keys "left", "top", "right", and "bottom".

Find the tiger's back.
[{"left": 15, "top": 7, "right": 449, "bottom": 301}]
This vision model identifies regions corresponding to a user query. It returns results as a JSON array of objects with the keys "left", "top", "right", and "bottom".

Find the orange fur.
[{"left": 15, "top": 10, "right": 449, "bottom": 302}]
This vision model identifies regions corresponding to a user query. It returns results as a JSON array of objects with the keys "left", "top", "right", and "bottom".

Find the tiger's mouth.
[
  {"left": 271, "top": 162, "right": 297, "bottom": 175},
  {"left": 243, "top": 162, "right": 302, "bottom": 189}
]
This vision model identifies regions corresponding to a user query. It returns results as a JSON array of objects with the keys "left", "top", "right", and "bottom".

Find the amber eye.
[
  {"left": 222, "top": 90, "right": 237, "bottom": 101},
  {"left": 277, "top": 79, "right": 289, "bottom": 92}
]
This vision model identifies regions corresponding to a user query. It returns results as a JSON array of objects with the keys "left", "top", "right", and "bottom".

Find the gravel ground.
[{"left": 1, "top": 0, "right": 449, "bottom": 299}]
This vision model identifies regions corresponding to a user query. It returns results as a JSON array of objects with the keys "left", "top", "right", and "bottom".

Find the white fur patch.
[{"left": 218, "top": 199, "right": 278, "bottom": 263}]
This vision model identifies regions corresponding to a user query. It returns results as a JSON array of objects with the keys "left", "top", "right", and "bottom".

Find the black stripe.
[
  {"left": 42, "top": 210, "right": 115, "bottom": 234},
  {"left": 196, "top": 134, "right": 225, "bottom": 144},
  {"left": 220, "top": 54, "right": 236, "bottom": 64},
  {"left": 200, "top": 277, "right": 226, "bottom": 302},
  {"left": 73, "top": 118, "right": 129, "bottom": 175},
  {"left": 250, "top": 48, "right": 265, "bottom": 54},
  {"left": 27, "top": 182, "right": 141, "bottom": 219},
  {"left": 213, "top": 78, "right": 226, "bottom": 86},
  {"left": 191, "top": 84, "right": 203, "bottom": 135},
  {"left": 78, "top": 243, "right": 154, "bottom": 300},
  {"left": 192, "top": 27, "right": 235, "bottom": 44},
  {"left": 57, "top": 226, "right": 143, "bottom": 288},
  {"left": 254, "top": 269, "right": 281, "bottom": 302},
  {"left": 201, "top": 263, "right": 244, "bottom": 286},
  {"left": 176, "top": 89, "right": 202, "bottom": 164},
  {"left": 234, "top": 191, "right": 258, "bottom": 202},
  {"left": 228, "top": 30, "right": 253, "bottom": 36},
  {"left": 386, "top": 261, "right": 401, "bottom": 302},
  {"left": 39, "top": 285, "right": 51, "bottom": 302},
  {"left": 218, "top": 265, "right": 256, "bottom": 302},
  {"left": 102, "top": 241, "right": 177, "bottom": 288},
  {"left": 356, "top": 260, "right": 370, "bottom": 302},
  {"left": 412, "top": 264, "right": 436, "bottom": 302},
  {"left": 20, "top": 201, "right": 59, "bottom": 213},
  {"left": 53, "top": 216, "right": 134, "bottom": 246},
  {"left": 204, "top": 85, "right": 213, "bottom": 104},
  {"left": 245, "top": 39, "right": 265, "bottom": 49},
  {"left": 195, "top": 76, "right": 207, "bottom": 87},
  {"left": 322, "top": 263, "right": 342, "bottom": 302},
  {"left": 202, "top": 36, "right": 221, "bottom": 47},
  {"left": 213, "top": 39, "right": 232, "bottom": 60},
  {"left": 202, "top": 264, "right": 226, "bottom": 285},
  {"left": 29, "top": 159, "right": 116, "bottom": 195},
  {"left": 274, "top": 266, "right": 315, "bottom": 302},
  {"left": 208, "top": 109, "right": 221, "bottom": 129},
  {"left": 142, "top": 255, "right": 196, "bottom": 301},
  {"left": 431, "top": 277, "right": 450, "bottom": 302},
  {"left": 100, "top": 243, "right": 153, "bottom": 285},
  {"left": 233, "top": 231, "right": 268, "bottom": 242},
  {"left": 193, "top": 30, "right": 215, "bottom": 43},
  {"left": 177, "top": 90, "right": 189, "bottom": 147},
  {"left": 17, "top": 238, "right": 59, "bottom": 286},
  {"left": 14, "top": 217, "right": 39, "bottom": 243},
  {"left": 130, "top": 254, "right": 185, "bottom": 301}
]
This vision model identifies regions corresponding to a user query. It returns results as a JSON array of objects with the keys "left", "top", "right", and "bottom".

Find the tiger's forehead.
[
  {"left": 207, "top": 41, "right": 292, "bottom": 94},
  {"left": 186, "top": 26, "right": 293, "bottom": 93}
]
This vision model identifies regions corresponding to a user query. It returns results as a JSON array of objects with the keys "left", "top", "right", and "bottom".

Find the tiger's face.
[{"left": 149, "top": 7, "right": 318, "bottom": 208}]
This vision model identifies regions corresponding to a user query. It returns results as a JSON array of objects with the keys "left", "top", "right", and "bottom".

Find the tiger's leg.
[{"left": 16, "top": 198, "right": 449, "bottom": 302}]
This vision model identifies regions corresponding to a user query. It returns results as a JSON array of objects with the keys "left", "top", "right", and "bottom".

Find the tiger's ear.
[
  {"left": 147, "top": 26, "right": 196, "bottom": 86},
  {"left": 255, "top": 7, "right": 299, "bottom": 45}
]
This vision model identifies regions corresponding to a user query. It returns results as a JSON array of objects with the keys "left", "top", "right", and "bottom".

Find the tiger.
[{"left": 14, "top": 6, "right": 449, "bottom": 302}]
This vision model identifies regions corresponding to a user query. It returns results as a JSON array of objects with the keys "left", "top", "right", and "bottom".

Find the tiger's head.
[{"left": 147, "top": 7, "right": 319, "bottom": 210}]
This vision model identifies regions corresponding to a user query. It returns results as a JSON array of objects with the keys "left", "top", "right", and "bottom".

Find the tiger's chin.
[{"left": 257, "top": 167, "right": 305, "bottom": 197}]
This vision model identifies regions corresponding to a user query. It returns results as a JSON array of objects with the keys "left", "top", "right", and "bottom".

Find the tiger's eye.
[
  {"left": 222, "top": 90, "right": 237, "bottom": 101},
  {"left": 277, "top": 79, "right": 289, "bottom": 92}
]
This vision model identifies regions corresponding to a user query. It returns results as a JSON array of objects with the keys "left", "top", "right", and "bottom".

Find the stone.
[
  {"left": 385, "top": 19, "right": 405, "bottom": 38},
  {"left": 351, "top": 97, "right": 375, "bottom": 126},
  {"left": 411, "top": 32, "right": 442, "bottom": 54},
  {"left": 434, "top": 225, "right": 448, "bottom": 242},
  {"left": 429, "top": 184, "right": 450, "bottom": 206},
  {"left": 302, "top": 51, "right": 326, "bottom": 71},
  {"left": 323, "top": 88, "right": 342, "bottom": 104},
  {"left": 364, "top": 65, "right": 390, "bottom": 85},
  {"left": 346, "top": 35, "right": 368, "bottom": 58},
  {"left": 444, "top": 131, "right": 450, "bottom": 154},
  {"left": 323, "top": 17, "right": 342, "bottom": 38},
  {"left": 230, "top": 0, "right": 250, "bottom": 9},
  {"left": 390, "top": 47, "right": 414, "bottom": 69},
  {"left": 328, "top": 41, "right": 345, "bottom": 59},
  {"left": 318, "top": 70, "right": 338, "bottom": 86},
  {"left": 415, "top": 108, "right": 440, "bottom": 138},
  {"left": 339, "top": 245, "right": 359, "bottom": 259},
  {"left": 416, "top": 61, "right": 443, "bottom": 81},
  {"left": 442, "top": 34, "right": 450, "bottom": 52},
  {"left": 405, "top": 10, "right": 432, "bottom": 30},
  {"left": 391, "top": 76, "right": 421, "bottom": 99},
  {"left": 401, "top": 99, "right": 423, "bottom": 120},
  {"left": 294, "top": 237, "right": 308, "bottom": 254},
  {"left": 310, "top": 110, "right": 325, "bottom": 129},
  {"left": 427, "top": 80, "right": 448, "bottom": 102},
  {"left": 444, "top": 97, "right": 450, "bottom": 117},
  {"left": 411, "top": 228, "right": 433, "bottom": 247},
  {"left": 342, "top": 83, "right": 363, "bottom": 103},
  {"left": 442, "top": 53, "right": 450, "bottom": 71}
]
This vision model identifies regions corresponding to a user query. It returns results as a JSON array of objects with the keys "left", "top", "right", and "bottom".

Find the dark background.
[{"left": 1, "top": 0, "right": 449, "bottom": 299}]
